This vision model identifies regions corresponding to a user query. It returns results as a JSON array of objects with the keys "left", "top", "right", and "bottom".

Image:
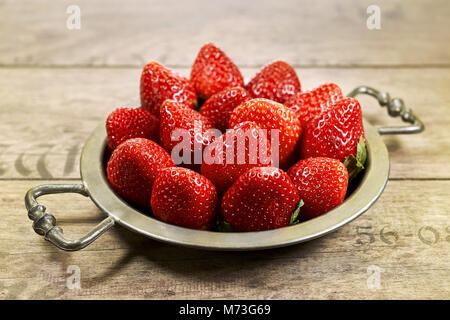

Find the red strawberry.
[
  {"left": 140, "top": 61, "right": 197, "bottom": 117},
  {"left": 106, "top": 107, "right": 159, "bottom": 151},
  {"left": 221, "top": 167, "right": 300, "bottom": 232},
  {"left": 228, "top": 98, "right": 302, "bottom": 168},
  {"left": 200, "top": 87, "right": 251, "bottom": 132},
  {"left": 190, "top": 43, "right": 244, "bottom": 99},
  {"left": 107, "top": 138, "right": 175, "bottom": 208},
  {"left": 159, "top": 100, "right": 216, "bottom": 171},
  {"left": 285, "top": 83, "right": 343, "bottom": 129},
  {"left": 151, "top": 167, "right": 218, "bottom": 230},
  {"left": 201, "top": 121, "right": 272, "bottom": 195},
  {"left": 300, "top": 97, "right": 366, "bottom": 164},
  {"left": 246, "top": 60, "right": 301, "bottom": 103},
  {"left": 287, "top": 157, "right": 348, "bottom": 220}
]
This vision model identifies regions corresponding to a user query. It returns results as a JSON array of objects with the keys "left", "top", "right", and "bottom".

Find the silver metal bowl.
[{"left": 25, "top": 86, "right": 424, "bottom": 251}]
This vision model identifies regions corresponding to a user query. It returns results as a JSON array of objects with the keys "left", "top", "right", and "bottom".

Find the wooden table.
[{"left": 1, "top": 0, "right": 449, "bottom": 299}]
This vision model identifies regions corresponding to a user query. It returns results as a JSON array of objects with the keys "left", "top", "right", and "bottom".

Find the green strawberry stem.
[
  {"left": 289, "top": 199, "right": 304, "bottom": 225},
  {"left": 216, "top": 220, "right": 234, "bottom": 232},
  {"left": 196, "top": 95, "right": 207, "bottom": 111},
  {"left": 344, "top": 136, "right": 367, "bottom": 181}
]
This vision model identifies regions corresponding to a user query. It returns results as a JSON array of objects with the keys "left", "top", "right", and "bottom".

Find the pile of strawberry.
[{"left": 105, "top": 43, "right": 367, "bottom": 232}]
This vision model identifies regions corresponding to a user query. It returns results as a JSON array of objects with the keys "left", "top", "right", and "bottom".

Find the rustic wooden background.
[{"left": 0, "top": 0, "right": 449, "bottom": 299}]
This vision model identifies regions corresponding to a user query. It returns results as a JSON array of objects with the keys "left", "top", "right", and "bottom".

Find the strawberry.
[
  {"left": 159, "top": 100, "right": 216, "bottom": 171},
  {"left": 140, "top": 61, "right": 197, "bottom": 117},
  {"left": 228, "top": 98, "right": 302, "bottom": 168},
  {"left": 190, "top": 43, "right": 244, "bottom": 99},
  {"left": 106, "top": 107, "right": 159, "bottom": 151},
  {"left": 200, "top": 87, "right": 251, "bottom": 132},
  {"left": 201, "top": 121, "right": 272, "bottom": 195},
  {"left": 285, "top": 83, "right": 343, "bottom": 129},
  {"left": 151, "top": 167, "right": 218, "bottom": 230},
  {"left": 106, "top": 138, "right": 175, "bottom": 208},
  {"left": 300, "top": 98, "right": 366, "bottom": 175},
  {"left": 246, "top": 60, "right": 301, "bottom": 103},
  {"left": 221, "top": 167, "right": 300, "bottom": 232},
  {"left": 287, "top": 157, "right": 348, "bottom": 220}
]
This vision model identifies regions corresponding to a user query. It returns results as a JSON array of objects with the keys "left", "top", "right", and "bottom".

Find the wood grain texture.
[
  {"left": 0, "top": 180, "right": 449, "bottom": 299},
  {"left": 1, "top": 0, "right": 449, "bottom": 67},
  {"left": 1, "top": 0, "right": 449, "bottom": 301},
  {"left": 0, "top": 67, "right": 449, "bottom": 180}
]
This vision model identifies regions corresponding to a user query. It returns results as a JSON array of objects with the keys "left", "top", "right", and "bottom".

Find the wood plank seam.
[{"left": 1, "top": 64, "right": 450, "bottom": 69}]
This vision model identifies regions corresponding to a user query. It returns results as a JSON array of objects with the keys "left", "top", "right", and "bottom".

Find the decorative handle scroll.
[
  {"left": 25, "top": 184, "right": 115, "bottom": 251},
  {"left": 347, "top": 86, "right": 424, "bottom": 135}
]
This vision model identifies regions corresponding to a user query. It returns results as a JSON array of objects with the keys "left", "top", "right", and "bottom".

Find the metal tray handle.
[
  {"left": 25, "top": 184, "right": 115, "bottom": 251},
  {"left": 347, "top": 85, "right": 424, "bottom": 134}
]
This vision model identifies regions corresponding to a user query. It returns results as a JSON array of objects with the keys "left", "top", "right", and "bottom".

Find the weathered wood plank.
[
  {"left": 0, "top": 67, "right": 449, "bottom": 179},
  {"left": 0, "top": 0, "right": 449, "bottom": 67},
  {"left": 0, "top": 180, "right": 449, "bottom": 299},
  {"left": 1, "top": 0, "right": 447, "bottom": 303}
]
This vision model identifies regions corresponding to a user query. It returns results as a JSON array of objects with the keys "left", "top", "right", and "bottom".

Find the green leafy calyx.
[
  {"left": 216, "top": 220, "right": 234, "bottom": 232},
  {"left": 344, "top": 136, "right": 367, "bottom": 181},
  {"left": 289, "top": 199, "right": 304, "bottom": 226}
]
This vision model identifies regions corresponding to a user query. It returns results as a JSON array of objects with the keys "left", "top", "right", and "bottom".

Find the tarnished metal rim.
[{"left": 80, "top": 118, "right": 389, "bottom": 251}]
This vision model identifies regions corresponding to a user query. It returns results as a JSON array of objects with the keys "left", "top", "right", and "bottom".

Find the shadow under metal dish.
[{"left": 25, "top": 86, "right": 424, "bottom": 251}]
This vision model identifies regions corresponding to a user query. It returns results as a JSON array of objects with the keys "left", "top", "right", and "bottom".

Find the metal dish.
[{"left": 25, "top": 86, "right": 424, "bottom": 251}]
